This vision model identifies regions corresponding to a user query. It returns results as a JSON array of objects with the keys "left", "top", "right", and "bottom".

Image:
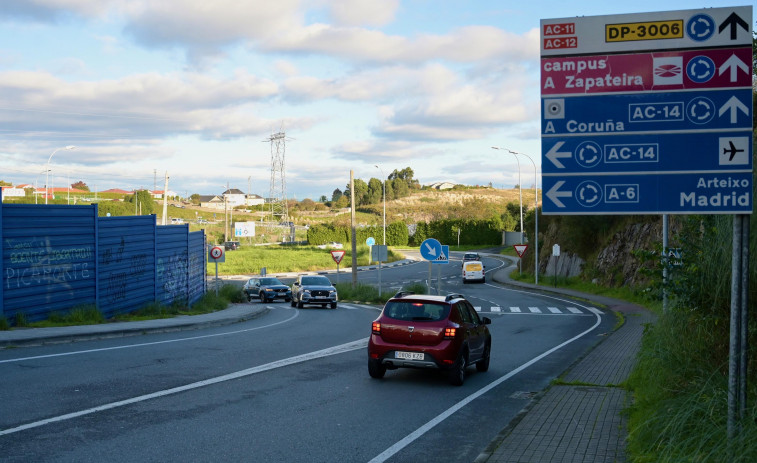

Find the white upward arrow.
[
  {"left": 546, "top": 141, "right": 572, "bottom": 169},
  {"left": 718, "top": 95, "right": 749, "bottom": 124},
  {"left": 719, "top": 54, "right": 749, "bottom": 82},
  {"left": 546, "top": 181, "right": 572, "bottom": 208}
]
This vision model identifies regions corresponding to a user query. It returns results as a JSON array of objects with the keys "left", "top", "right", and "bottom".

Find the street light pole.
[
  {"left": 491, "top": 146, "right": 522, "bottom": 241},
  {"left": 492, "top": 146, "right": 540, "bottom": 285},
  {"left": 374, "top": 165, "right": 386, "bottom": 245},
  {"left": 45, "top": 145, "right": 75, "bottom": 205}
]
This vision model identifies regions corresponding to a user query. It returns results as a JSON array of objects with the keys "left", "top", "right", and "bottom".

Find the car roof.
[{"left": 389, "top": 293, "right": 466, "bottom": 304}]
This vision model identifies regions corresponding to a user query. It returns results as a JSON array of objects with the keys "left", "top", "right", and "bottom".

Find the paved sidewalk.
[{"left": 476, "top": 257, "right": 655, "bottom": 463}]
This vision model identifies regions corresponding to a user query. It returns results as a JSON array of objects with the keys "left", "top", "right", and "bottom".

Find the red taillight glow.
[
  {"left": 444, "top": 327, "right": 456, "bottom": 339},
  {"left": 372, "top": 322, "right": 381, "bottom": 334}
]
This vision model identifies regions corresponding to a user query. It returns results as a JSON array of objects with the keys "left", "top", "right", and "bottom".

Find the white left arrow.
[
  {"left": 718, "top": 95, "right": 749, "bottom": 124},
  {"left": 546, "top": 141, "right": 572, "bottom": 169},
  {"left": 719, "top": 54, "right": 749, "bottom": 82},
  {"left": 546, "top": 181, "right": 572, "bottom": 208}
]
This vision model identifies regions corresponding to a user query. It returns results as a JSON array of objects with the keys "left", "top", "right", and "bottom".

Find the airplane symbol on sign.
[{"left": 723, "top": 140, "right": 744, "bottom": 161}]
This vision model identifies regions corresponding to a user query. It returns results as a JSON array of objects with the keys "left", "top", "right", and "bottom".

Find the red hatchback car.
[{"left": 368, "top": 292, "right": 492, "bottom": 386}]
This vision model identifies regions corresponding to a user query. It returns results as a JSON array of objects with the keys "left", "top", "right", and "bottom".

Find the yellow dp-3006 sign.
[{"left": 606, "top": 20, "right": 683, "bottom": 42}]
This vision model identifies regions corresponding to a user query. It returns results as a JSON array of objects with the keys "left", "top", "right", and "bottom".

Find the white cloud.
[{"left": 327, "top": 0, "right": 399, "bottom": 27}]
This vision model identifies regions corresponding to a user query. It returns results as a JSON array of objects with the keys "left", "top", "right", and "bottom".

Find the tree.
[
  {"left": 331, "top": 188, "right": 343, "bottom": 202},
  {"left": 71, "top": 181, "right": 89, "bottom": 191},
  {"left": 345, "top": 179, "right": 369, "bottom": 206},
  {"left": 391, "top": 178, "right": 409, "bottom": 199},
  {"left": 125, "top": 189, "right": 157, "bottom": 215},
  {"left": 319, "top": 195, "right": 328, "bottom": 203},
  {"left": 367, "top": 178, "right": 383, "bottom": 205},
  {"left": 0, "top": 180, "right": 11, "bottom": 186},
  {"left": 334, "top": 195, "right": 349, "bottom": 209},
  {"left": 190, "top": 193, "right": 201, "bottom": 204}
]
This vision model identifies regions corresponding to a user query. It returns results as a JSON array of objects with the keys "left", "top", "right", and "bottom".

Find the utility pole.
[
  {"left": 161, "top": 172, "right": 169, "bottom": 225},
  {"left": 350, "top": 171, "right": 357, "bottom": 287}
]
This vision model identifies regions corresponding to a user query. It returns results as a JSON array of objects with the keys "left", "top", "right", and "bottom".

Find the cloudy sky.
[{"left": 0, "top": 0, "right": 743, "bottom": 199}]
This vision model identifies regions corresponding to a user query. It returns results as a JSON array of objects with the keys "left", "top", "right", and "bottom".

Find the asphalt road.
[{"left": 0, "top": 253, "right": 615, "bottom": 462}]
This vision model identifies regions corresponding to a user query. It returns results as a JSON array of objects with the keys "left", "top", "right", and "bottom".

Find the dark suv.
[
  {"left": 368, "top": 292, "right": 492, "bottom": 385},
  {"left": 242, "top": 277, "right": 292, "bottom": 303}
]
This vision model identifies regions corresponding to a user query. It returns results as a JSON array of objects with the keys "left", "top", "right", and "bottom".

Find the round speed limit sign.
[{"left": 209, "top": 246, "right": 224, "bottom": 261}]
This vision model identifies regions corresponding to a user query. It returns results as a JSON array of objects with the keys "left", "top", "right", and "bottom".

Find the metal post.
[
  {"left": 663, "top": 214, "right": 668, "bottom": 313},
  {"left": 728, "top": 214, "right": 743, "bottom": 442},
  {"left": 739, "top": 215, "right": 749, "bottom": 421}
]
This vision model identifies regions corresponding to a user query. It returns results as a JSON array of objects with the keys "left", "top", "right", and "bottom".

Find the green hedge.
[{"left": 307, "top": 221, "right": 409, "bottom": 246}]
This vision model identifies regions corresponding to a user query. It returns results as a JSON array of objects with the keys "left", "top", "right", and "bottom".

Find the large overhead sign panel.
[{"left": 540, "top": 6, "right": 753, "bottom": 215}]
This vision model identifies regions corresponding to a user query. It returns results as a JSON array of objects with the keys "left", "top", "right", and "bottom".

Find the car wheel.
[
  {"left": 290, "top": 299, "right": 296, "bottom": 307},
  {"left": 476, "top": 343, "right": 491, "bottom": 372},
  {"left": 330, "top": 302, "right": 337, "bottom": 309},
  {"left": 246, "top": 294, "right": 253, "bottom": 302},
  {"left": 297, "top": 300, "right": 304, "bottom": 309},
  {"left": 448, "top": 350, "right": 467, "bottom": 386},
  {"left": 259, "top": 292, "right": 267, "bottom": 303},
  {"left": 368, "top": 359, "right": 386, "bottom": 379}
]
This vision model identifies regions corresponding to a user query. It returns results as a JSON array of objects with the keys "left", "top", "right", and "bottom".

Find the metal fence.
[{"left": 0, "top": 197, "right": 206, "bottom": 322}]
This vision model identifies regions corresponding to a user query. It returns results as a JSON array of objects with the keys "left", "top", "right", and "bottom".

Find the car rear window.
[
  {"left": 383, "top": 301, "right": 450, "bottom": 321},
  {"left": 465, "top": 262, "right": 483, "bottom": 271},
  {"left": 260, "top": 278, "right": 281, "bottom": 285}
]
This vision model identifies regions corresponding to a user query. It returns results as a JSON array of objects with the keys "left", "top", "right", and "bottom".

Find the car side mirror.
[
  {"left": 482, "top": 317, "right": 492, "bottom": 325},
  {"left": 293, "top": 282, "right": 300, "bottom": 286}
]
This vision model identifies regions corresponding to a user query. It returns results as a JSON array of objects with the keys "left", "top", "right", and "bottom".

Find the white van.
[{"left": 462, "top": 260, "right": 485, "bottom": 284}]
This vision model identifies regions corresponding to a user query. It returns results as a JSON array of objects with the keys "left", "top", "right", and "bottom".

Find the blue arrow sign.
[
  {"left": 542, "top": 132, "right": 752, "bottom": 174},
  {"left": 366, "top": 237, "right": 375, "bottom": 246},
  {"left": 420, "top": 238, "right": 442, "bottom": 261},
  {"left": 542, "top": 172, "right": 752, "bottom": 214},
  {"left": 542, "top": 89, "right": 752, "bottom": 136}
]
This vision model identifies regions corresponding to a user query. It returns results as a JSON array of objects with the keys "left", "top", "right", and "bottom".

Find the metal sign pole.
[
  {"left": 663, "top": 214, "right": 669, "bottom": 313},
  {"left": 215, "top": 261, "right": 219, "bottom": 296}
]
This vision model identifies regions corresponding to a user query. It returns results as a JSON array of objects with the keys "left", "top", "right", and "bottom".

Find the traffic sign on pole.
[
  {"left": 420, "top": 238, "right": 442, "bottom": 261},
  {"left": 540, "top": 6, "right": 753, "bottom": 215},
  {"left": 330, "top": 250, "right": 346, "bottom": 264},
  {"left": 513, "top": 244, "right": 528, "bottom": 258}
]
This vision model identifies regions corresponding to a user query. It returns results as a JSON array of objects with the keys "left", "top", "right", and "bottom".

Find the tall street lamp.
[
  {"left": 374, "top": 165, "right": 386, "bottom": 245},
  {"left": 493, "top": 146, "right": 540, "bottom": 285},
  {"left": 46, "top": 145, "right": 75, "bottom": 204}
]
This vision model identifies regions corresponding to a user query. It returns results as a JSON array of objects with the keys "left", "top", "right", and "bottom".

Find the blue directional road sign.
[
  {"left": 543, "top": 172, "right": 752, "bottom": 214},
  {"left": 542, "top": 132, "right": 752, "bottom": 174},
  {"left": 420, "top": 238, "right": 444, "bottom": 262},
  {"left": 366, "top": 236, "right": 375, "bottom": 246},
  {"left": 542, "top": 89, "right": 752, "bottom": 135}
]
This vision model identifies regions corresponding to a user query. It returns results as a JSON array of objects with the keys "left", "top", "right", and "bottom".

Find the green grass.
[
  {"left": 335, "top": 281, "right": 428, "bottom": 305},
  {"left": 208, "top": 244, "right": 404, "bottom": 275}
]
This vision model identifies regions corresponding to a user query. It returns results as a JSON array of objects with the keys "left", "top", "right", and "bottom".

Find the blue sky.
[{"left": 0, "top": 0, "right": 750, "bottom": 199}]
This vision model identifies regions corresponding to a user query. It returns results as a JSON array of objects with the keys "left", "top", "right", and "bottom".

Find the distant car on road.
[
  {"left": 368, "top": 291, "right": 492, "bottom": 386},
  {"left": 291, "top": 275, "right": 338, "bottom": 309},
  {"left": 224, "top": 241, "right": 240, "bottom": 250},
  {"left": 462, "top": 261, "right": 485, "bottom": 284},
  {"left": 243, "top": 277, "right": 292, "bottom": 303},
  {"left": 461, "top": 252, "right": 481, "bottom": 266}
]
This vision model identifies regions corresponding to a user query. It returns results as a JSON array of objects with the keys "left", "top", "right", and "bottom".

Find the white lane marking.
[
  {"left": 0, "top": 309, "right": 301, "bottom": 365},
  {"left": 474, "top": 306, "right": 482, "bottom": 312},
  {"left": 491, "top": 307, "right": 501, "bottom": 312},
  {"left": 510, "top": 307, "right": 521, "bottom": 313},
  {"left": 588, "top": 307, "right": 603, "bottom": 315},
  {"left": 547, "top": 307, "right": 562, "bottom": 314},
  {"left": 369, "top": 298, "right": 603, "bottom": 463},
  {"left": 528, "top": 307, "right": 541, "bottom": 313},
  {"left": 567, "top": 307, "right": 582, "bottom": 314},
  {"left": 0, "top": 338, "right": 368, "bottom": 437}
]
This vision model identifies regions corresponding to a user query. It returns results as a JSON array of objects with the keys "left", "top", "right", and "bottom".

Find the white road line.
[
  {"left": 0, "top": 338, "right": 368, "bottom": 437},
  {"left": 528, "top": 307, "right": 541, "bottom": 313},
  {"left": 567, "top": 307, "right": 582, "bottom": 314},
  {"left": 547, "top": 307, "right": 562, "bottom": 314},
  {"left": 491, "top": 307, "right": 501, "bottom": 312},
  {"left": 474, "top": 306, "right": 482, "bottom": 312},
  {"left": 588, "top": 307, "right": 603, "bottom": 315},
  {"left": 0, "top": 310, "right": 301, "bottom": 365},
  {"left": 510, "top": 307, "right": 521, "bottom": 313},
  {"left": 369, "top": 299, "right": 603, "bottom": 463}
]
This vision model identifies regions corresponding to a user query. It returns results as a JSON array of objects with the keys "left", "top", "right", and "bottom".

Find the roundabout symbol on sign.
[
  {"left": 575, "top": 141, "right": 602, "bottom": 168},
  {"left": 576, "top": 180, "right": 602, "bottom": 208}
]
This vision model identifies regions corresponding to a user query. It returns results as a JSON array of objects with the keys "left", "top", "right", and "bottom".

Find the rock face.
[{"left": 537, "top": 218, "right": 667, "bottom": 287}]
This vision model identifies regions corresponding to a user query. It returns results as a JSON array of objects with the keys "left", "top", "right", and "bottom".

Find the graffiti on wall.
[
  {"left": 5, "top": 238, "right": 93, "bottom": 289},
  {"left": 157, "top": 251, "right": 189, "bottom": 303},
  {"left": 101, "top": 236, "right": 151, "bottom": 305}
]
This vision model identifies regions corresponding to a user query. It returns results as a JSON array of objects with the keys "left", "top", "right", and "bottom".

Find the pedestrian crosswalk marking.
[
  {"left": 474, "top": 306, "right": 481, "bottom": 312},
  {"left": 491, "top": 306, "right": 501, "bottom": 312},
  {"left": 547, "top": 307, "right": 561, "bottom": 314},
  {"left": 588, "top": 307, "right": 603, "bottom": 315},
  {"left": 566, "top": 307, "right": 582, "bottom": 314},
  {"left": 510, "top": 307, "right": 521, "bottom": 313},
  {"left": 529, "top": 307, "right": 541, "bottom": 313}
]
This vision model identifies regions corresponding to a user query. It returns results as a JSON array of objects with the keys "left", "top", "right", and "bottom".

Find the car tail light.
[
  {"left": 372, "top": 322, "right": 381, "bottom": 334},
  {"left": 444, "top": 327, "right": 456, "bottom": 339}
]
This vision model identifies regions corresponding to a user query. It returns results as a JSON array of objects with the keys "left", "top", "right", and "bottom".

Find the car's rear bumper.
[{"left": 368, "top": 337, "right": 458, "bottom": 369}]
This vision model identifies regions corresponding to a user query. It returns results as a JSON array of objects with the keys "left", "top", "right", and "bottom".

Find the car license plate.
[{"left": 395, "top": 351, "right": 424, "bottom": 360}]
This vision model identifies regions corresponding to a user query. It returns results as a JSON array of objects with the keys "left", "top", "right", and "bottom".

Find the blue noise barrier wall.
[{"left": 1, "top": 198, "right": 206, "bottom": 322}]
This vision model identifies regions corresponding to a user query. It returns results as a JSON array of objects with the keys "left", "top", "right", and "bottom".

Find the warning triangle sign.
[{"left": 513, "top": 244, "right": 528, "bottom": 258}]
